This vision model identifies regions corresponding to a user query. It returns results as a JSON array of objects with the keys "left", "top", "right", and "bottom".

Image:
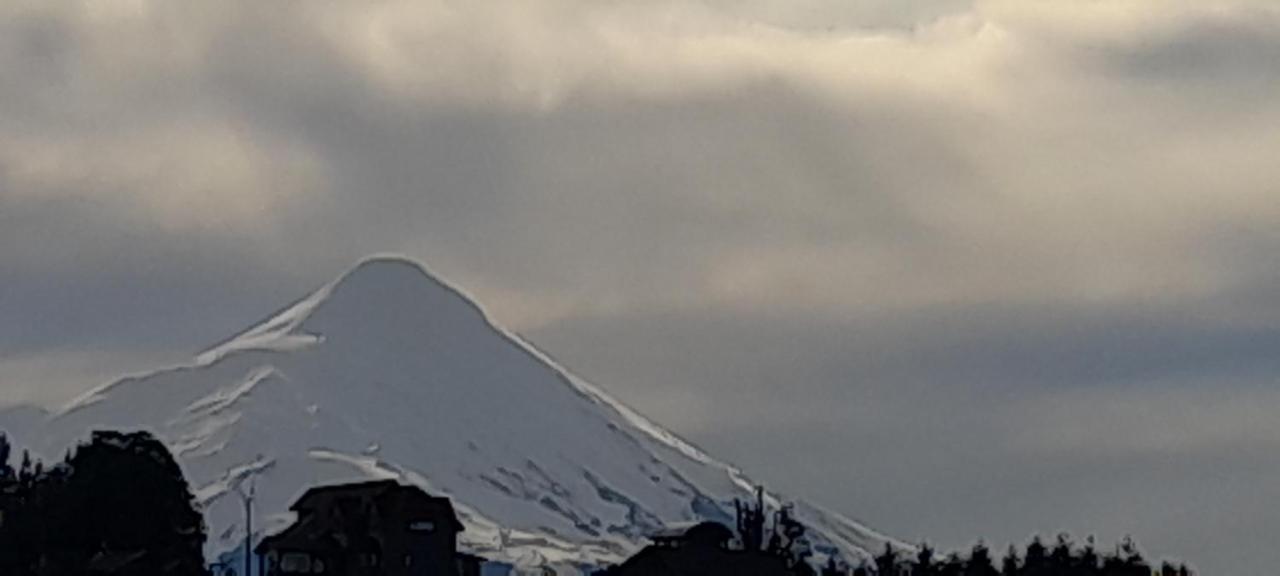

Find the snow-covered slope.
[{"left": 0, "top": 256, "right": 903, "bottom": 573}]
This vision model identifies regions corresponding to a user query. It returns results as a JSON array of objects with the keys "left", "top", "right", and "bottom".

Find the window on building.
[
  {"left": 409, "top": 520, "right": 436, "bottom": 532},
  {"left": 281, "top": 553, "right": 312, "bottom": 574}
]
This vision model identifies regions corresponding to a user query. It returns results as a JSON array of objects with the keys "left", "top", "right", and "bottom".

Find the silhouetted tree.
[
  {"left": 1024, "top": 536, "right": 1049, "bottom": 576},
  {"left": 947, "top": 552, "right": 969, "bottom": 576},
  {"left": 874, "top": 542, "right": 899, "bottom": 576},
  {"left": 769, "top": 505, "right": 813, "bottom": 570},
  {"left": 0, "top": 433, "right": 24, "bottom": 574},
  {"left": 1049, "top": 533, "right": 1074, "bottom": 575},
  {"left": 914, "top": 542, "right": 938, "bottom": 576},
  {"left": 732, "top": 486, "right": 819, "bottom": 575},
  {"left": 0, "top": 433, "right": 11, "bottom": 480},
  {"left": 965, "top": 542, "right": 999, "bottom": 576},
  {"left": 1077, "top": 536, "right": 1100, "bottom": 576},
  {"left": 1099, "top": 536, "right": 1151, "bottom": 576},
  {"left": 0, "top": 441, "right": 41, "bottom": 576},
  {"left": 1001, "top": 545, "right": 1021, "bottom": 576},
  {"left": 17, "top": 450, "right": 34, "bottom": 486},
  {"left": 736, "top": 487, "right": 768, "bottom": 552},
  {"left": 0, "top": 431, "right": 208, "bottom": 576}
]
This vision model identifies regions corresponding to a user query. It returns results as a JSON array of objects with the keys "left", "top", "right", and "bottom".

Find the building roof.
[
  {"left": 257, "top": 480, "right": 465, "bottom": 554},
  {"left": 291, "top": 480, "right": 464, "bottom": 531},
  {"left": 649, "top": 521, "right": 706, "bottom": 541},
  {"left": 614, "top": 546, "right": 790, "bottom": 576},
  {"left": 290, "top": 480, "right": 405, "bottom": 510},
  {"left": 650, "top": 521, "right": 735, "bottom": 549}
]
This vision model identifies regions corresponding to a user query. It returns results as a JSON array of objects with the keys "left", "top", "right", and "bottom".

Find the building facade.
[
  {"left": 255, "top": 480, "right": 481, "bottom": 576},
  {"left": 602, "top": 521, "right": 792, "bottom": 576}
]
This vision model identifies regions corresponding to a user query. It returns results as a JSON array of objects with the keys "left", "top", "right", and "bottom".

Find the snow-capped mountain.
[{"left": 0, "top": 256, "right": 902, "bottom": 573}]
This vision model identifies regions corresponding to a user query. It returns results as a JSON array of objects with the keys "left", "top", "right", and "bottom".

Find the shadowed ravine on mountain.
[{"left": 0, "top": 256, "right": 902, "bottom": 574}]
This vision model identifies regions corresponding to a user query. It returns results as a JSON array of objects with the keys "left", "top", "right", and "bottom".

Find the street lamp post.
[{"left": 233, "top": 477, "right": 256, "bottom": 576}]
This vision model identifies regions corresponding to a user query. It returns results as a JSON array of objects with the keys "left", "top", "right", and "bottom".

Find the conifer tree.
[
  {"left": 965, "top": 542, "right": 999, "bottom": 576},
  {"left": 874, "top": 542, "right": 899, "bottom": 576},
  {"left": 38, "top": 430, "right": 207, "bottom": 576},
  {"left": 17, "top": 450, "right": 33, "bottom": 486},
  {"left": 939, "top": 552, "right": 964, "bottom": 576},
  {"left": 1050, "top": 533, "right": 1075, "bottom": 573},
  {"left": 1024, "top": 536, "right": 1049, "bottom": 576},
  {"left": 0, "top": 433, "right": 11, "bottom": 480},
  {"left": 1077, "top": 536, "right": 1100, "bottom": 575},
  {"left": 736, "top": 487, "right": 768, "bottom": 552},
  {"left": 914, "top": 542, "right": 937, "bottom": 576},
  {"left": 1001, "top": 545, "right": 1021, "bottom": 576}
]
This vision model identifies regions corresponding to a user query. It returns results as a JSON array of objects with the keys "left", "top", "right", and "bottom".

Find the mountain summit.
[{"left": 2, "top": 255, "right": 902, "bottom": 573}]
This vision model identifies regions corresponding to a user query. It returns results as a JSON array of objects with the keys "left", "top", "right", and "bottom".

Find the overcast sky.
[{"left": 2, "top": 0, "right": 1279, "bottom": 573}]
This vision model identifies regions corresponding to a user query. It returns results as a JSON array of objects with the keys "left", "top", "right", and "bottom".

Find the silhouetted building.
[
  {"left": 602, "top": 521, "right": 790, "bottom": 576},
  {"left": 454, "top": 553, "right": 484, "bottom": 576},
  {"left": 0, "top": 482, "right": 16, "bottom": 531},
  {"left": 255, "top": 480, "right": 482, "bottom": 576},
  {"left": 86, "top": 551, "right": 149, "bottom": 574}
]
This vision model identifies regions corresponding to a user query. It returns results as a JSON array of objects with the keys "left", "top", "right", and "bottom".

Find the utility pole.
[{"left": 234, "top": 477, "right": 256, "bottom": 576}]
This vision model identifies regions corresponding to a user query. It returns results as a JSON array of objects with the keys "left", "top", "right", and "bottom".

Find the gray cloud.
[
  {"left": 529, "top": 304, "right": 1280, "bottom": 573},
  {"left": 1100, "top": 8, "right": 1280, "bottom": 90},
  {"left": 1, "top": 1, "right": 1278, "bottom": 573}
]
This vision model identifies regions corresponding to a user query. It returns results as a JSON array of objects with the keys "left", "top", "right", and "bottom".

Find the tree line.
[
  {"left": 0, "top": 430, "right": 208, "bottom": 576},
  {"left": 708, "top": 488, "right": 1195, "bottom": 576},
  {"left": 0, "top": 429, "right": 1196, "bottom": 576},
  {"left": 822, "top": 536, "right": 1194, "bottom": 576}
]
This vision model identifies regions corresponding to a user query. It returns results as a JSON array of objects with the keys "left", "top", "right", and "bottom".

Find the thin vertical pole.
[{"left": 243, "top": 479, "right": 254, "bottom": 576}]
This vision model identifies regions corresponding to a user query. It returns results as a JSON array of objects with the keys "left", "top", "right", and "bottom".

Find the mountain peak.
[
  {"left": 335, "top": 254, "right": 442, "bottom": 290},
  {"left": 325, "top": 254, "right": 486, "bottom": 318},
  {"left": 196, "top": 254, "right": 489, "bottom": 365},
  {"left": 14, "top": 253, "right": 904, "bottom": 574}
]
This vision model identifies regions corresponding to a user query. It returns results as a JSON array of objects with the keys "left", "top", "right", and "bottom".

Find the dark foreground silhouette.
[
  {"left": 255, "top": 479, "right": 483, "bottom": 576},
  {"left": 0, "top": 431, "right": 1194, "bottom": 576},
  {"left": 847, "top": 537, "right": 1193, "bottom": 576},
  {"left": 0, "top": 431, "right": 206, "bottom": 576},
  {"left": 596, "top": 488, "right": 1194, "bottom": 576}
]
